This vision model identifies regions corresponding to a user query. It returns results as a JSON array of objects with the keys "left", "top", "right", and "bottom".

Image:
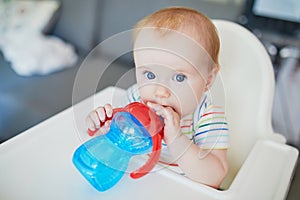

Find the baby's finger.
[
  {"left": 89, "top": 110, "right": 101, "bottom": 128},
  {"left": 147, "top": 102, "right": 162, "bottom": 112},
  {"left": 95, "top": 107, "right": 106, "bottom": 122},
  {"left": 163, "top": 106, "right": 173, "bottom": 114},
  {"left": 147, "top": 102, "right": 165, "bottom": 115},
  {"left": 98, "top": 124, "right": 110, "bottom": 134},
  {"left": 86, "top": 116, "right": 96, "bottom": 131},
  {"left": 104, "top": 104, "right": 113, "bottom": 118},
  {"left": 162, "top": 107, "right": 176, "bottom": 119},
  {"left": 104, "top": 120, "right": 111, "bottom": 127}
]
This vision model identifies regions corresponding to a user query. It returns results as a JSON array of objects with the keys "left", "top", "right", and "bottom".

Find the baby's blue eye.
[
  {"left": 175, "top": 74, "right": 186, "bottom": 82},
  {"left": 145, "top": 71, "right": 156, "bottom": 80}
]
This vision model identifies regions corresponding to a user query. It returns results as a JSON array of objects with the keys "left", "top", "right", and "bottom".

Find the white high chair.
[
  {"left": 207, "top": 19, "right": 299, "bottom": 198},
  {"left": 0, "top": 20, "right": 298, "bottom": 200}
]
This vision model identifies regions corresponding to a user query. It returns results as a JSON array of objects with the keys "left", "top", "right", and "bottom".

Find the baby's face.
[{"left": 134, "top": 29, "right": 215, "bottom": 117}]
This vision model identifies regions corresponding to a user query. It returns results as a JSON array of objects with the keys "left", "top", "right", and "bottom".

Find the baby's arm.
[
  {"left": 86, "top": 104, "right": 113, "bottom": 135},
  {"left": 167, "top": 135, "right": 228, "bottom": 188},
  {"left": 147, "top": 102, "right": 228, "bottom": 188}
]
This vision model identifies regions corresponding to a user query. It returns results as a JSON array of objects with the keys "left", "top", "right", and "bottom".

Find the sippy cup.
[{"left": 72, "top": 102, "right": 164, "bottom": 191}]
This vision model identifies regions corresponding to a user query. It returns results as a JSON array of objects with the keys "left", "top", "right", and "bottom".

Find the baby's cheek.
[
  {"left": 139, "top": 90, "right": 150, "bottom": 102},
  {"left": 175, "top": 94, "right": 198, "bottom": 116},
  {"left": 176, "top": 85, "right": 203, "bottom": 115},
  {"left": 137, "top": 85, "right": 148, "bottom": 97}
]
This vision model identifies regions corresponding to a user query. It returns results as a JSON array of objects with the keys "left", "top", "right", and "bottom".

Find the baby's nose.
[{"left": 154, "top": 85, "right": 171, "bottom": 98}]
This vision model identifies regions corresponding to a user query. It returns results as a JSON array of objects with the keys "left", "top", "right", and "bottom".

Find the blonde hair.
[{"left": 133, "top": 7, "right": 220, "bottom": 69}]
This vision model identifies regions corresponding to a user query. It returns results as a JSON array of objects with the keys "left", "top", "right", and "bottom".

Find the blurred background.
[{"left": 0, "top": 0, "right": 299, "bottom": 199}]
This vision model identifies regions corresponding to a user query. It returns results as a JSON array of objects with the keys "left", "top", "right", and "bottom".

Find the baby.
[{"left": 86, "top": 7, "right": 229, "bottom": 188}]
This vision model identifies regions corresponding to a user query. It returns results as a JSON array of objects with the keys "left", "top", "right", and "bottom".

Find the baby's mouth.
[
  {"left": 163, "top": 105, "right": 178, "bottom": 113},
  {"left": 145, "top": 100, "right": 179, "bottom": 115}
]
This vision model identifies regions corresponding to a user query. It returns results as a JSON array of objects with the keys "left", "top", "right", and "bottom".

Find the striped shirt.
[{"left": 182, "top": 94, "right": 229, "bottom": 150}]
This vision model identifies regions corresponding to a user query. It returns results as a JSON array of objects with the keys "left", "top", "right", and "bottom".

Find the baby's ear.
[{"left": 205, "top": 67, "right": 219, "bottom": 91}]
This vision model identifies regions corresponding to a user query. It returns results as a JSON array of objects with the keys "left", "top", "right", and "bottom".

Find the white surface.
[{"left": 0, "top": 20, "right": 299, "bottom": 199}]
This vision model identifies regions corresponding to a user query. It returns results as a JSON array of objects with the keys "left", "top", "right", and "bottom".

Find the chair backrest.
[{"left": 210, "top": 20, "right": 276, "bottom": 189}]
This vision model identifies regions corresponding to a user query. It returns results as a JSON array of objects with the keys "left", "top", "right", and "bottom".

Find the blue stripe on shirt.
[
  {"left": 194, "top": 128, "right": 228, "bottom": 137},
  {"left": 197, "top": 95, "right": 207, "bottom": 120}
]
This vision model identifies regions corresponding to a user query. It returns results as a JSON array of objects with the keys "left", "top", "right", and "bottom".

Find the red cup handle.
[{"left": 130, "top": 129, "right": 163, "bottom": 179}]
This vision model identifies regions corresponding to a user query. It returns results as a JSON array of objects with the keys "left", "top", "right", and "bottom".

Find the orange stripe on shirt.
[
  {"left": 202, "top": 112, "right": 225, "bottom": 117},
  {"left": 181, "top": 124, "right": 192, "bottom": 129}
]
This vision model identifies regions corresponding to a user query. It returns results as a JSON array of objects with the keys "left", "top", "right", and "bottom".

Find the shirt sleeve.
[
  {"left": 126, "top": 84, "right": 141, "bottom": 103},
  {"left": 193, "top": 98, "right": 229, "bottom": 150}
]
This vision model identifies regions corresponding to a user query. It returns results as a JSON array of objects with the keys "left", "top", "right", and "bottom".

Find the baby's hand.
[
  {"left": 146, "top": 102, "right": 181, "bottom": 144},
  {"left": 86, "top": 104, "right": 113, "bottom": 136}
]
